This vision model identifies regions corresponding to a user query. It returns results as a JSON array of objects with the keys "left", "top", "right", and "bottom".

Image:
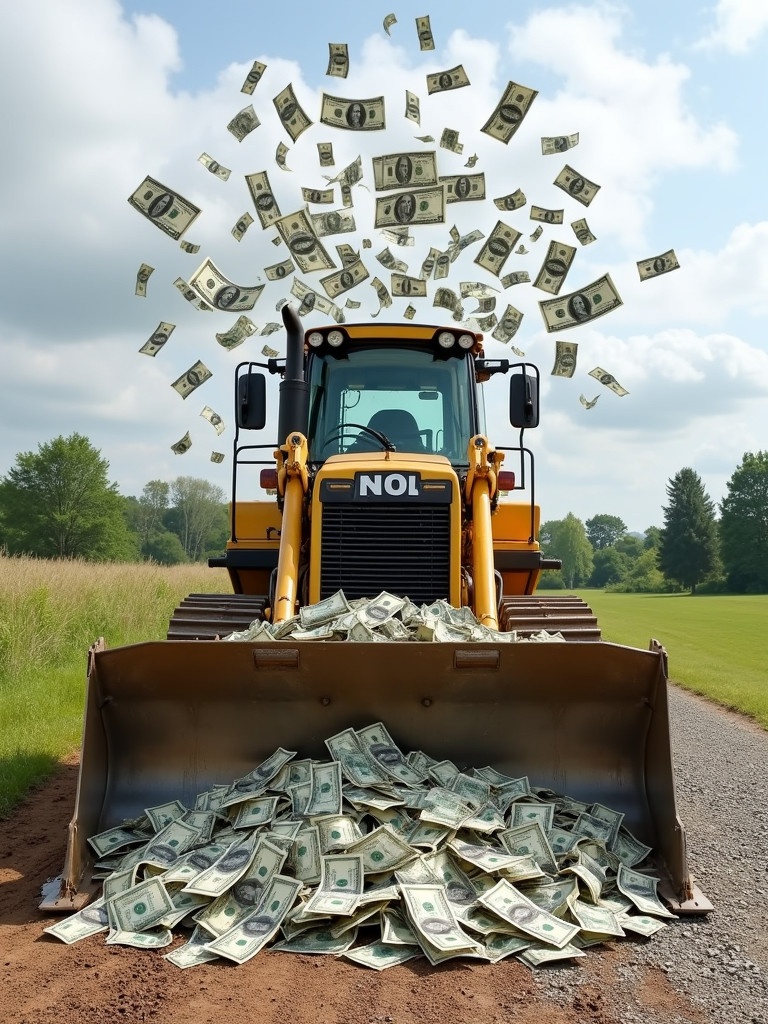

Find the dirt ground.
[{"left": 0, "top": 756, "right": 711, "bottom": 1024}]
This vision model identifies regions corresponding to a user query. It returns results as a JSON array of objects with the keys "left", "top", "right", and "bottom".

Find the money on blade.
[
  {"left": 189, "top": 258, "right": 265, "bottom": 312},
  {"left": 135, "top": 263, "right": 153, "bottom": 297},
  {"left": 426, "top": 65, "right": 470, "bottom": 94},
  {"left": 302, "top": 186, "right": 335, "bottom": 204},
  {"left": 246, "top": 170, "right": 282, "bottom": 228},
  {"left": 440, "top": 173, "right": 485, "bottom": 204},
  {"left": 373, "top": 151, "right": 438, "bottom": 191},
  {"left": 172, "top": 360, "right": 212, "bottom": 399},
  {"left": 553, "top": 165, "right": 601, "bottom": 207},
  {"left": 171, "top": 432, "right": 191, "bottom": 455},
  {"left": 227, "top": 104, "right": 260, "bottom": 142},
  {"left": 539, "top": 273, "right": 623, "bottom": 332},
  {"left": 404, "top": 90, "right": 420, "bottom": 125},
  {"left": 391, "top": 273, "right": 427, "bottom": 297},
  {"left": 241, "top": 60, "right": 267, "bottom": 94},
  {"left": 494, "top": 189, "right": 526, "bottom": 212},
  {"left": 530, "top": 206, "right": 563, "bottom": 224},
  {"left": 265, "top": 258, "right": 295, "bottom": 281},
  {"left": 327, "top": 43, "right": 349, "bottom": 78},
  {"left": 637, "top": 249, "right": 680, "bottom": 280},
  {"left": 320, "top": 259, "right": 370, "bottom": 299},
  {"left": 374, "top": 187, "right": 445, "bottom": 228},
  {"left": 216, "top": 315, "right": 257, "bottom": 350},
  {"left": 320, "top": 94, "right": 386, "bottom": 131},
  {"left": 571, "top": 218, "right": 596, "bottom": 245},
  {"left": 231, "top": 212, "right": 254, "bottom": 242},
  {"left": 127, "top": 175, "right": 201, "bottom": 240},
  {"left": 139, "top": 321, "right": 175, "bottom": 357},
  {"left": 415, "top": 15, "right": 435, "bottom": 50},
  {"left": 275, "top": 210, "right": 335, "bottom": 273},
  {"left": 481, "top": 81, "right": 538, "bottom": 144},
  {"left": 551, "top": 340, "right": 578, "bottom": 377},
  {"left": 198, "top": 152, "right": 231, "bottom": 180},
  {"left": 474, "top": 221, "right": 521, "bottom": 277},
  {"left": 589, "top": 366, "right": 629, "bottom": 396},
  {"left": 317, "top": 142, "right": 335, "bottom": 167},
  {"left": 541, "top": 133, "right": 579, "bottom": 155},
  {"left": 533, "top": 240, "right": 577, "bottom": 295},
  {"left": 273, "top": 83, "right": 313, "bottom": 142}
]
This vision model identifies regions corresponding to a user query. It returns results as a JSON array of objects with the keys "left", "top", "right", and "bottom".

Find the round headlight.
[
  {"left": 458, "top": 333, "right": 474, "bottom": 349},
  {"left": 327, "top": 329, "right": 344, "bottom": 347},
  {"left": 437, "top": 331, "right": 455, "bottom": 349},
  {"left": 308, "top": 331, "right": 324, "bottom": 348}
]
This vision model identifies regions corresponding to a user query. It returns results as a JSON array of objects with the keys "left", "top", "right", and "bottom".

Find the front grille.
[{"left": 320, "top": 504, "right": 451, "bottom": 603}]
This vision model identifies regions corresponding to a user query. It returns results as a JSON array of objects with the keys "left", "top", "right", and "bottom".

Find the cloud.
[{"left": 694, "top": 0, "right": 768, "bottom": 53}]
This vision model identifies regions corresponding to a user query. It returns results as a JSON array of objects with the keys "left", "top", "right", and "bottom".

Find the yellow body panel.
[
  {"left": 225, "top": 500, "right": 281, "bottom": 595},
  {"left": 492, "top": 501, "right": 544, "bottom": 595}
]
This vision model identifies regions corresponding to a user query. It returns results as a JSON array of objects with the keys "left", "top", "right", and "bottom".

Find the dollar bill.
[
  {"left": 171, "top": 431, "right": 192, "bottom": 455},
  {"left": 404, "top": 90, "right": 420, "bottom": 125},
  {"left": 474, "top": 221, "right": 521, "bottom": 277},
  {"left": 264, "top": 257, "right": 294, "bottom": 281},
  {"left": 530, "top": 205, "right": 564, "bottom": 224},
  {"left": 533, "top": 240, "right": 576, "bottom": 295},
  {"left": 173, "top": 277, "right": 212, "bottom": 311},
  {"left": 500, "top": 270, "right": 529, "bottom": 288},
  {"left": 275, "top": 141, "right": 291, "bottom": 171},
  {"left": 179, "top": 240, "right": 200, "bottom": 253},
  {"left": 171, "top": 360, "right": 212, "bottom": 399},
  {"left": 419, "top": 246, "right": 439, "bottom": 279},
  {"left": 139, "top": 321, "right": 175, "bottom": 356},
  {"left": 637, "top": 249, "right": 680, "bottom": 280},
  {"left": 381, "top": 227, "right": 413, "bottom": 247},
  {"left": 261, "top": 345, "right": 279, "bottom": 359},
  {"left": 588, "top": 366, "right": 629, "bottom": 396},
  {"left": 541, "top": 132, "right": 579, "bottom": 155},
  {"left": 553, "top": 165, "right": 601, "bottom": 207},
  {"left": 403, "top": 304, "right": 416, "bottom": 320},
  {"left": 327, "top": 42, "right": 349, "bottom": 78},
  {"left": 374, "top": 187, "right": 445, "bottom": 229},
  {"left": 400, "top": 884, "right": 477, "bottom": 954},
  {"left": 189, "top": 258, "right": 264, "bottom": 312},
  {"left": 335, "top": 243, "right": 359, "bottom": 267},
  {"left": 340, "top": 183, "right": 353, "bottom": 207},
  {"left": 376, "top": 247, "right": 408, "bottom": 274},
  {"left": 45, "top": 899, "right": 110, "bottom": 944},
  {"left": 491, "top": 304, "right": 523, "bottom": 343},
  {"left": 273, "top": 83, "right": 313, "bottom": 141},
  {"left": 439, "top": 128, "right": 463, "bottom": 154},
  {"left": 616, "top": 865, "right": 676, "bottom": 918},
  {"left": 275, "top": 209, "right": 335, "bottom": 272},
  {"left": 290, "top": 279, "right": 345, "bottom": 323},
  {"left": 323, "top": 154, "right": 363, "bottom": 187},
  {"left": 391, "top": 273, "right": 427, "bottom": 297},
  {"left": 200, "top": 406, "right": 225, "bottom": 435},
  {"left": 320, "top": 258, "right": 369, "bottom": 299},
  {"left": 343, "top": 941, "right": 420, "bottom": 970},
  {"left": 579, "top": 394, "right": 599, "bottom": 410},
  {"left": 210, "top": 452, "right": 225, "bottom": 463},
  {"left": 135, "top": 263, "right": 153, "bottom": 297},
  {"left": 261, "top": 322, "right": 281, "bottom": 335},
  {"left": 571, "top": 217, "right": 596, "bottom": 245},
  {"left": 434, "top": 251, "right": 451, "bottom": 280},
  {"left": 383, "top": 12, "right": 397, "bottom": 34},
  {"left": 499, "top": 822, "right": 558, "bottom": 875},
  {"left": 464, "top": 154, "right": 479, "bottom": 168},
  {"left": 245, "top": 170, "right": 282, "bottom": 228},
  {"left": 206, "top": 875, "right": 302, "bottom": 963},
  {"left": 415, "top": 15, "right": 435, "bottom": 49},
  {"left": 241, "top": 60, "right": 267, "bottom": 94},
  {"left": 320, "top": 94, "right": 386, "bottom": 131},
  {"left": 215, "top": 315, "right": 257, "bottom": 350},
  {"left": 482, "top": 81, "right": 538, "bottom": 144},
  {"left": 414, "top": 134, "right": 434, "bottom": 143},
  {"left": 373, "top": 151, "right": 437, "bottom": 191},
  {"left": 460, "top": 281, "right": 499, "bottom": 299},
  {"left": 109, "top": 877, "right": 175, "bottom": 932},
  {"left": 479, "top": 879, "right": 579, "bottom": 948},
  {"left": 304, "top": 855, "right": 364, "bottom": 916},
  {"left": 231, "top": 212, "right": 254, "bottom": 242},
  {"left": 127, "top": 175, "right": 201, "bottom": 240},
  {"left": 466, "top": 296, "right": 496, "bottom": 316},
  {"left": 539, "top": 273, "right": 623, "bottom": 332},
  {"left": 494, "top": 188, "right": 526, "bottom": 212},
  {"left": 433, "top": 287, "right": 463, "bottom": 319},
  {"left": 472, "top": 313, "right": 497, "bottom": 333},
  {"left": 551, "top": 340, "right": 578, "bottom": 377},
  {"left": 440, "top": 173, "right": 485, "bottom": 204},
  {"left": 302, "top": 186, "right": 335, "bottom": 204},
  {"left": 317, "top": 141, "right": 334, "bottom": 167},
  {"left": 426, "top": 65, "right": 470, "bottom": 94},
  {"left": 227, "top": 104, "right": 260, "bottom": 142},
  {"left": 198, "top": 152, "right": 231, "bottom": 181},
  {"left": 530, "top": 225, "right": 543, "bottom": 243},
  {"left": 311, "top": 209, "right": 356, "bottom": 238}
]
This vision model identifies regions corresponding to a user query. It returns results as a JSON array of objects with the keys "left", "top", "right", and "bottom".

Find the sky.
[{"left": 2, "top": 0, "right": 767, "bottom": 534}]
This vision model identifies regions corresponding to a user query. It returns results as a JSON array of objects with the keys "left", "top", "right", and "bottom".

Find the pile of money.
[{"left": 46, "top": 711, "right": 673, "bottom": 969}]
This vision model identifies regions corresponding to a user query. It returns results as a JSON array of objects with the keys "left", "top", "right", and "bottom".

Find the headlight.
[
  {"left": 308, "top": 331, "right": 324, "bottom": 347},
  {"left": 437, "top": 331, "right": 455, "bottom": 349},
  {"left": 327, "top": 329, "right": 344, "bottom": 347},
  {"left": 458, "top": 333, "right": 474, "bottom": 349}
]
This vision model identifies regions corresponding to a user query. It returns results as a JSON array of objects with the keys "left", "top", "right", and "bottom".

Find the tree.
[
  {"left": 0, "top": 433, "right": 134, "bottom": 560},
  {"left": 541, "top": 513, "right": 594, "bottom": 589},
  {"left": 643, "top": 526, "right": 662, "bottom": 550},
  {"left": 589, "top": 547, "right": 629, "bottom": 588},
  {"left": 586, "top": 514, "right": 627, "bottom": 550},
  {"left": 719, "top": 450, "right": 768, "bottom": 593},
  {"left": 658, "top": 467, "right": 719, "bottom": 594},
  {"left": 168, "top": 477, "right": 228, "bottom": 561}
]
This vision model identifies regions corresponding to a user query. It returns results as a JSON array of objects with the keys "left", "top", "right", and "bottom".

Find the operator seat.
[{"left": 365, "top": 409, "right": 427, "bottom": 453}]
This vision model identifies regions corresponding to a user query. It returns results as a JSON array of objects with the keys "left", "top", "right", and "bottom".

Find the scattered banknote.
[
  {"left": 311, "top": 209, "right": 357, "bottom": 238},
  {"left": 189, "top": 258, "right": 264, "bottom": 312},
  {"left": 139, "top": 322, "right": 175, "bottom": 357},
  {"left": 336, "top": 243, "right": 359, "bottom": 268},
  {"left": 127, "top": 175, "right": 201, "bottom": 240},
  {"left": 414, "top": 134, "right": 435, "bottom": 143},
  {"left": 265, "top": 258, "right": 294, "bottom": 281},
  {"left": 433, "top": 287, "right": 463, "bottom": 320},
  {"left": 580, "top": 394, "right": 599, "bottom": 410},
  {"left": 210, "top": 452, "right": 225, "bottom": 463},
  {"left": 383, "top": 12, "right": 397, "bottom": 35},
  {"left": 637, "top": 249, "right": 680, "bottom": 280},
  {"left": 494, "top": 189, "right": 526, "bottom": 212},
  {"left": 404, "top": 90, "right": 420, "bottom": 125},
  {"left": 516, "top": 244, "right": 529, "bottom": 255},
  {"left": 323, "top": 154, "right": 363, "bottom": 187},
  {"left": 321, "top": 94, "right": 386, "bottom": 131},
  {"left": 173, "top": 277, "right": 213, "bottom": 312},
  {"left": 171, "top": 431, "right": 192, "bottom": 455},
  {"left": 317, "top": 142, "right": 335, "bottom": 167},
  {"left": 134, "top": 263, "right": 153, "bottom": 297},
  {"left": 215, "top": 316, "right": 257, "bottom": 350},
  {"left": 290, "top": 279, "right": 345, "bottom": 323},
  {"left": 419, "top": 247, "right": 440, "bottom": 279},
  {"left": 492, "top": 304, "right": 524, "bottom": 343},
  {"left": 415, "top": 14, "right": 435, "bottom": 49},
  {"left": 201, "top": 406, "right": 225, "bottom": 435},
  {"left": 433, "top": 251, "right": 451, "bottom": 280},
  {"left": 261, "top": 322, "right": 281, "bottom": 335},
  {"left": 273, "top": 83, "right": 313, "bottom": 142},
  {"left": 327, "top": 43, "right": 349, "bottom": 78},
  {"left": 245, "top": 171, "right": 282, "bottom": 228},
  {"left": 441, "top": 173, "right": 485, "bottom": 204},
  {"left": 482, "top": 81, "right": 538, "bottom": 144},
  {"left": 320, "top": 259, "right": 370, "bottom": 299},
  {"left": 551, "top": 340, "right": 578, "bottom": 378},
  {"left": 369, "top": 276, "right": 393, "bottom": 317},
  {"left": 241, "top": 60, "right": 267, "bottom": 94},
  {"left": 373, "top": 151, "right": 438, "bottom": 191},
  {"left": 501, "top": 270, "right": 530, "bottom": 288},
  {"left": 465, "top": 154, "right": 479, "bottom": 168},
  {"left": 460, "top": 281, "right": 499, "bottom": 299},
  {"left": 541, "top": 133, "right": 579, "bottom": 155},
  {"left": 426, "top": 65, "right": 470, "bottom": 94},
  {"left": 533, "top": 240, "right": 577, "bottom": 295},
  {"left": 171, "top": 361, "right": 212, "bottom": 400},
  {"left": 180, "top": 240, "right": 200, "bottom": 253},
  {"left": 227, "top": 104, "right": 260, "bottom": 142},
  {"left": 381, "top": 227, "right": 413, "bottom": 247},
  {"left": 589, "top": 366, "right": 629, "bottom": 397},
  {"left": 403, "top": 304, "right": 416, "bottom": 319},
  {"left": 553, "top": 165, "right": 601, "bottom": 207},
  {"left": 198, "top": 152, "right": 231, "bottom": 181},
  {"left": 439, "top": 128, "right": 463, "bottom": 154},
  {"left": 302, "top": 186, "right": 335, "bottom": 204},
  {"left": 539, "top": 274, "right": 623, "bottom": 332},
  {"left": 231, "top": 212, "right": 254, "bottom": 242},
  {"left": 571, "top": 218, "right": 596, "bottom": 245},
  {"left": 530, "top": 225, "right": 543, "bottom": 243},
  {"left": 376, "top": 247, "right": 408, "bottom": 274},
  {"left": 275, "top": 142, "right": 291, "bottom": 171},
  {"left": 374, "top": 187, "right": 445, "bottom": 228},
  {"left": 341, "top": 183, "right": 353, "bottom": 207},
  {"left": 530, "top": 206, "right": 564, "bottom": 224},
  {"left": 474, "top": 221, "right": 521, "bottom": 277},
  {"left": 275, "top": 210, "right": 335, "bottom": 273},
  {"left": 261, "top": 344, "right": 279, "bottom": 358},
  {"left": 391, "top": 273, "right": 427, "bottom": 297}
]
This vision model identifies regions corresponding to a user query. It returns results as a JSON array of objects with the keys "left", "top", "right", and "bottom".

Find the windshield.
[{"left": 307, "top": 345, "right": 476, "bottom": 463}]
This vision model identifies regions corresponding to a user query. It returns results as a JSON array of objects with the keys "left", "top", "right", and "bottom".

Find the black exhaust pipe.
[{"left": 277, "top": 302, "right": 309, "bottom": 444}]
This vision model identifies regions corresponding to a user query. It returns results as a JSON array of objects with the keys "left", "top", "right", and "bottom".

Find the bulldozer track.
[{"left": 166, "top": 593, "right": 268, "bottom": 639}]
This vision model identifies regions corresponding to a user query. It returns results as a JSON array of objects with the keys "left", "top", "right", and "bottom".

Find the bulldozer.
[{"left": 42, "top": 303, "right": 709, "bottom": 915}]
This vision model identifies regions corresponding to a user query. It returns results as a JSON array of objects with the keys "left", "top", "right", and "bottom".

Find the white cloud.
[{"left": 694, "top": 0, "right": 768, "bottom": 53}]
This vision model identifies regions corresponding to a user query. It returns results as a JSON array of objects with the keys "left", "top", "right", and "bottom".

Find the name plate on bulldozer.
[{"left": 320, "top": 473, "right": 453, "bottom": 503}]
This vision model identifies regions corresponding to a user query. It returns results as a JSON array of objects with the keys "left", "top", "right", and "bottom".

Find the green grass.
[{"left": 577, "top": 591, "right": 768, "bottom": 730}]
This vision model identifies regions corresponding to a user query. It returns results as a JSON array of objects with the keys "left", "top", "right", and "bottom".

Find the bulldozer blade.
[{"left": 46, "top": 635, "right": 699, "bottom": 911}]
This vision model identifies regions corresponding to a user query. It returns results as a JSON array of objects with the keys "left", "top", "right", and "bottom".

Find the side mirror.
[
  {"left": 237, "top": 371, "right": 267, "bottom": 430},
  {"left": 509, "top": 372, "right": 539, "bottom": 429}
]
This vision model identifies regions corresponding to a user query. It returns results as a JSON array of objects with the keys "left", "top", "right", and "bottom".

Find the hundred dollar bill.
[
  {"left": 554, "top": 165, "right": 601, "bottom": 207},
  {"left": 127, "top": 175, "right": 201, "bottom": 240},
  {"left": 404, "top": 89, "right": 420, "bottom": 124},
  {"left": 303, "top": 761, "right": 344, "bottom": 817},
  {"left": 139, "top": 321, "right": 175, "bottom": 356},
  {"left": 135, "top": 263, "right": 153, "bottom": 297},
  {"left": 460, "top": 281, "right": 499, "bottom": 299},
  {"left": 541, "top": 132, "right": 579, "bottom": 155},
  {"left": 374, "top": 186, "right": 445, "bottom": 228},
  {"left": 245, "top": 170, "right": 282, "bottom": 228},
  {"left": 571, "top": 217, "right": 596, "bottom": 245},
  {"left": 171, "top": 360, "right": 212, "bottom": 399},
  {"left": 344, "top": 825, "right": 417, "bottom": 873},
  {"left": 189, "top": 258, "right": 264, "bottom": 312},
  {"left": 539, "top": 273, "right": 623, "bottom": 332},
  {"left": 376, "top": 247, "right": 408, "bottom": 274},
  {"left": 391, "top": 273, "right": 426, "bottom": 297},
  {"left": 551, "top": 340, "right": 578, "bottom": 378},
  {"left": 467, "top": 295, "right": 496, "bottom": 316},
  {"left": 206, "top": 875, "right": 303, "bottom": 963},
  {"left": 414, "top": 134, "right": 434, "bottom": 143},
  {"left": 275, "top": 209, "right": 335, "bottom": 272},
  {"left": 433, "top": 287, "right": 463, "bottom": 319},
  {"left": 241, "top": 60, "right": 266, "bottom": 94},
  {"left": 179, "top": 240, "right": 200, "bottom": 253},
  {"left": 472, "top": 313, "right": 497, "bottom": 333},
  {"left": 302, "top": 186, "right": 334, "bottom": 204},
  {"left": 482, "top": 81, "right": 538, "bottom": 144},
  {"left": 474, "top": 221, "right": 521, "bottom": 277},
  {"left": 182, "top": 835, "right": 259, "bottom": 898},
  {"left": 311, "top": 209, "right": 356, "bottom": 237},
  {"left": 637, "top": 248, "right": 680, "bottom": 280},
  {"left": 173, "top": 277, "right": 213, "bottom": 311},
  {"left": 617, "top": 865, "right": 676, "bottom": 918},
  {"left": 439, "top": 127, "right": 463, "bottom": 154},
  {"left": 530, "top": 205, "right": 563, "bottom": 224},
  {"left": 265, "top": 258, "right": 294, "bottom": 281},
  {"left": 171, "top": 431, "right": 191, "bottom": 455},
  {"left": 216, "top": 315, "right": 257, "bottom": 350},
  {"left": 403, "top": 304, "right": 416, "bottom": 320},
  {"left": 275, "top": 141, "right": 291, "bottom": 171},
  {"left": 261, "top": 322, "right": 281, "bottom": 335},
  {"left": 317, "top": 141, "right": 334, "bottom": 167},
  {"left": 369, "top": 276, "right": 392, "bottom": 316},
  {"left": 321, "top": 93, "right": 385, "bottom": 131},
  {"left": 492, "top": 304, "right": 523, "bottom": 343},
  {"left": 304, "top": 855, "right": 364, "bottom": 916},
  {"left": 494, "top": 188, "right": 526, "bottom": 212},
  {"left": 327, "top": 42, "right": 349, "bottom": 78},
  {"left": 419, "top": 246, "right": 439, "bottom": 279},
  {"left": 198, "top": 152, "right": 230, "bottom": 181},
  {"left": 533, "top": 240, "right": 576, "bottom": 295},
  {"left": 498, "top": 821, "right": 558, "bottom": 874},
  {"left": 530, "top": 225, "right": 543, "bottom": 242},
  {"left": 210, "top": 452, "right": 225, "bottom": 463},
  {"left": 589, "top": 366, "right": 629, "bottom": 397},
  {"left": 384, "top": 12, "right": 397, "bottom": 34},
  {"left": 336, "top": 243, "right": 359, "bottom": 267},
  {"left": 231, "top": 212, "right": 253, "bottom": 242},
  {"left": 381, "top": 227, "right": 414, "bottom": 247},
  {"left": 194, "top": 839, "right": 287, "bottom": 937},
  {"left": 500, "top": 270, "right": 530, "bottom": 287},
  {"left": 399, "top": 885, "right": 477, "bottom": 954},
  {"left": 415, "top": 14, "right": 435, "bottom": 49},
  {"left": 273, "top": 83, "right": 313, "bottom": 142},
  {"left": 440, "top": 173, "right": 485, "bottom": 204},
  {"left": 373, "top": 151, "right": 438, "bottom": 191},
  {"left": 325, "top": 728, "right": 390, "bottom": 787},
  {"left": 320, "top": 258, "right": 369, "bottom": 298},
  {"left": 261, "top": 345, "right": 279, "bottom": 359},
  {"left": 340, "top": 182, "right": 352, "bottom": 207},
  {"left": 464, "top": 154, "right": 479, "bottom": 168},
  {"left": 434, "top": 250, "right": 450, "bottom": 279},
  {"left": 580, "top": 393, "right": 599, "bottom": 410},
  {"left": 227, "top": 104, "right": 260, "bottom": 142},
  {"left": 44, "top": 899, "right": 109, "bottom": 944},
  {"left": 323, "top": 155, "right": 363, "bottom": 190},
  {"left": 109, "top": 877, "right": 175, "bottom": 932},
  {"left": 200, "top": 406, "right": 225, "bottom": 435},
  {"left": 291, "top": 279, "right": 345, "bottom": 322},
  {"left": 426, "top": 65, "right": 470, "bottom": 94},
  {"left": 479, "top": 879, "right": 579, "bottom": 948},
  {"left": 343, "top": 941, "right": 420, "bottom": 970}
]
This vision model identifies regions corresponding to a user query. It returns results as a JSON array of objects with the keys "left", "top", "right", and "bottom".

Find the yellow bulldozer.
[{"left": 43, "top": 304, "right": 709, "bottom": 915}]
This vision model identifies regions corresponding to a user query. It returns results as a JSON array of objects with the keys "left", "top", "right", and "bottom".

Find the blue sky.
[{"left": 2, "top": 0, "right": 767, "bottom": 533}]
